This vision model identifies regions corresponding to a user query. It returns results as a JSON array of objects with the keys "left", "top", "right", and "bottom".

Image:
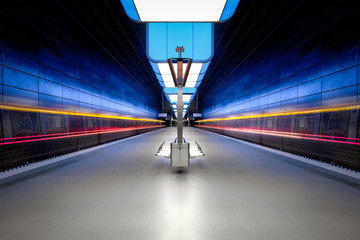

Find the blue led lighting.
[
  {"left": 164, "top": 88, "right": 196, "bottom": 94},
  {"left": 156, "top": 75, "right": 165, "bottom": 87},
  {"left": 120, "top": 0, "right": 140, "bottom": 21},
  {"left": 220, "top": 0, "right": 240, "bottom": 21},
  {"left": 195, "top": 75, "right": 205, "bottom": 88},
  {"left": 150, "top": 61, "right": 160, "bottom": 74},
  {"left": 200, "top": 61, "right": 211, "bottom": 74},
  {"left": 147, "top": 23, "right": 213, "bottom": 63}
]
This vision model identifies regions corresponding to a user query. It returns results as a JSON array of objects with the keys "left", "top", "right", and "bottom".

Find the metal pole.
[{"left": 177, "top": 86, "right": 183, "bottom": 143}]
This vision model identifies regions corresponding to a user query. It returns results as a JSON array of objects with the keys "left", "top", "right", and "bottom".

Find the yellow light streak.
[
  {"left": 196, "top": 104, "right": 360, "bottom": 123},
  {"left": 0, "top": 104, "right": 165, "bottom": 123}
]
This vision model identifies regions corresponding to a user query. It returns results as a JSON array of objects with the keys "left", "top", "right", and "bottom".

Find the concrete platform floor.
[{"left": 1, "top": 127, "right": 360, "bottom": 240}]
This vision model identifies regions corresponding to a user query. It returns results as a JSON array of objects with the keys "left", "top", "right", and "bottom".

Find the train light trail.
[
  {"left": 196, "top": 104, "right": 360, "bottom": 123},
  {"left": 0, "top": 125, "right": 164, "bottom": 146},
  {"left": 197, "top": 125, "right": 360, "bottom": 146},
  {"left": 0, "top": 104, "right": 165, "bottom": 123}
]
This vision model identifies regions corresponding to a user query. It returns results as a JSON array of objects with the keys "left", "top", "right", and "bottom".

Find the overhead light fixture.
[
  {"left": 183, "top": 95, "right": 192, "bottom": 102},
  {"left": 148, "top": 23, "right": 213, "bottom": 91},
  {"left": 189, "top": 63, "right": 202, "bottom": 75},
  {"left": 158, "top": 63, "right": 171, "bottom": 75},
  {"left": 169, "top": 95, "right": 177, "bottom": 102},
  {"left": 164, "top": 82, "right": 175, "bottom": 88},
  {"left": 162, "top": 75, "right": 175, "bottom": 88},
  {"left": 185, "top": 82, "right": 196, "bottom": 88},
  {"left": 184, "top": 75, "right": 198, "bottom": 88},
  {"left": 120, "top": 0, "right": 240, "bottom": 22},
  {"left": 169, "top": 95, "right": 191, "bottom": 103}
]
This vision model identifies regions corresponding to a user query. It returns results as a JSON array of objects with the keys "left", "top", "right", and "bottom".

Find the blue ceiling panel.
[{"left": 147, "top": 23, "right": 213, "bottom": 63}]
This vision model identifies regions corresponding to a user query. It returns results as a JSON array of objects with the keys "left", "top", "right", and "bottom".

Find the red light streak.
[
  {"left": 0, "top": 104, "right": 165, "bottom": 122},
  {"left": 206, "top": 126, "right": 360, "bottom": 141},
  {"left": 0, "top": 125, "right": 164, "bottom": 146},
  {"left": 0, "top": 129, "right": 103, "bottom": 141},
  {"left": 196, "top": 104, "right": 360, "bottom": 123},
  {"left": 197, "top": 125, "right": 360, "bottom": 146}
]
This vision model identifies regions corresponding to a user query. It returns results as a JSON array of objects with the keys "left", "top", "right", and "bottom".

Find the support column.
[{"left": 177, "top": 87, "right": 183, "bottom": 144}]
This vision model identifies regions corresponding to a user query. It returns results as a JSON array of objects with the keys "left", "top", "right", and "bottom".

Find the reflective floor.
[{"left": 1, "top": 127, "right": 360, "bottom": 240}]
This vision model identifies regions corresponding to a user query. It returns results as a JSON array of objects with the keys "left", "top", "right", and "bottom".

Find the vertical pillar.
[
  {"left": 177, "top": 59, "right": 183, "bottom": 86},
  {"left": 177, "top": 87, "right": 183, "bottom": 144}
]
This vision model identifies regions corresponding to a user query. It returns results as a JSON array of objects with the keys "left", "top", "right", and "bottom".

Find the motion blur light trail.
[
  {"left": 0, "top": 125, "right": 163, "bottom": 146},
  {"left": 0, "top": 104, "right": 165, "bottom": 122},
  {"left": 197, "top": 126, "right": 360, "bottom": 146},
  {"left": 196, "top": 104, "right": 360, "bottom": 123},
  {"left": 196, "top": 104, "right": 360, "bottom": 146},
  {"left": 0, "top": 104, "right": 165, "bottom": 146}
]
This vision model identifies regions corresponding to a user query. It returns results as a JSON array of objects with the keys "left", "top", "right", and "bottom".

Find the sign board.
[
  {"left": 158, "top": 113, "right": 168, "bottom": 118},
  {"left": 193, "top": 113, "right": 202, "bottom": 118}
]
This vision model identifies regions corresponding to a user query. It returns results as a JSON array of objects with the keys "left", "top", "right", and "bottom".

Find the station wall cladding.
[
  {"left": 197, "top": 2, "right": 360, "bottom": 171},
  {"left": 0, "top": 2, "right": 164, "bottom": 171}
]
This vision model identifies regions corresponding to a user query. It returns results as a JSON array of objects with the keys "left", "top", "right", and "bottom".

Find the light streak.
[
  {"left": 197, "top": 126, "right": 360, "bottom": 141},
  {"left": 0, "top": 129, "right": 105, "bottom": 141},
  {"left": 196, "top": 104, "right": 360, "bottom": 123},
  {"left": 0, "top": 104, "right": 165, "bottom": 122},
  {"left": 196, "top": 125, "right": 360, "bottom": 146},
  {"left": 0, "top": 125, "right": 164, "bottom": 146}
]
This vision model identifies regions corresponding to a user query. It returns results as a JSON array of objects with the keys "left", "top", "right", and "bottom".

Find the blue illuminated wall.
[
  {"left": 0, "top": 45, "right": 157, "bottom": 118},
  {"left": 200, "top": 8, "right": 360, "bottom": 118},
  {"left": 0, "top": 22, "right": 158, "bottom": 119}
]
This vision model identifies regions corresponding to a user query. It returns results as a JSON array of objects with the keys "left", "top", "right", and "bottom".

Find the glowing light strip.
[
  {"left": 196, "top": 105, "right": 360, "bottom": 123},
  {"left": 0, "top": 127, "right": 143, "bottom": 141},
  {"left": 133, "top": 0, "right": 227, "bottom": 22},
  {"left": 0, "top": 125, "right": 164, "bottom": 146},
  {"left": 0, "top": 105, "right": 164, "bottom": 123},
  {"left": 0, "top": 129, "right": 100, "bottom": 141},
  {"left": 255, "top": 128, "right": 360, "bottom": 141},
  {"left": 197, "top": 125, "right": 360, "bottom": 146},
  {"left": 214, "top": 127, "right": 360, "bottom": 141}
]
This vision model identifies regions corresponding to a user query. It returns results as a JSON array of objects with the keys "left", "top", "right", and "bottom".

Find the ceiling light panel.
[
  {"left": 185, "top": 82, "right": 196, "bottom": 88},
  {"left": 183, "top": 95, "right": 192, "bottom": 102},
  {"left": 189, "top": 63, "right": 203, "bottom": 75},
  {"left": 169, "top": 95, "right": 177, "bottom": 102},
  {"left": 185, "top": 75, "right": 198, "bottom": 88},
  {"left": 187, "top": 75, "right": 198, "bottom": 82},
  {"left": 158, "top": 63, "right": 171, "bottom": 75},
  {"left": 133, "top": 0, "right": 227, "bottom": 22},
  {"left": 164, "top": 81, "right": 175, "bottom": 88},
  {"left": 148, "top": 23, "right": 213, "bottom": 62}
]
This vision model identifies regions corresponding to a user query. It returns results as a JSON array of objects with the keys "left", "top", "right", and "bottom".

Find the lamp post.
[
  {"left": 155, "top": 47, "right": 205, "bottom": 173},
  {"left": 167, "top": 46, "right": 192, "bottom": 172}
]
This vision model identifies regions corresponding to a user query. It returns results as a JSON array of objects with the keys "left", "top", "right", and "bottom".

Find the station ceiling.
[{"left": 3, "top": 0, "right": 352, "bottom": 109}]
